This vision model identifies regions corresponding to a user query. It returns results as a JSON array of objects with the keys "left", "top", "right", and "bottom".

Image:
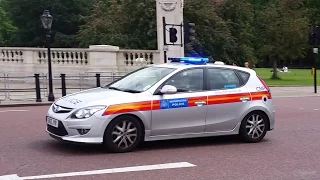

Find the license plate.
[{"left": 47, "top": 117, "right": 58, "bottom": 128}]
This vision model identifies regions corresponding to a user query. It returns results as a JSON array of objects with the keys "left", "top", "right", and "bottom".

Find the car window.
[
  {"left": 163, "top": 68, "right": 204, "bottom": 92},
  {"left": 236, "top": 70, "right": 250, "bottom": 83},
  {"left": 105, "top": 66, "right": 176, "bottom": 92},
  {"left": 208, "top": 68, "right": 241, "bottom": 90}
]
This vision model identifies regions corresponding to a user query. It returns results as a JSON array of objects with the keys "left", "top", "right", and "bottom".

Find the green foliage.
[
  {"left": 3, "top": 0, "right": 93, "bottom": 47},
  {"left": 0, "top": 0, "right": 16, "bottom": 46},
  {"left": 77, "top": 0, "right": 157, "bottom": 49},
  {"left": 217, "top": 0, "right": 256, "bottom": 65},
  {"left": 183, "top": 0, "right": 237, "bottom": 62},
  {"left": 307, "top": 0, "right": 320, "bottom": 24},
  {"left": 0, "top": 0, "right": 319, "bottom": 72},
  {"left": 256, "top": 0, "right": 310, "bottom": 78}
]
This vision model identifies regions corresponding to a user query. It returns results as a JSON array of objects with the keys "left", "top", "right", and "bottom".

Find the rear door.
[{"left": 204, "top": 67, "right": 251, "bottom": 132}]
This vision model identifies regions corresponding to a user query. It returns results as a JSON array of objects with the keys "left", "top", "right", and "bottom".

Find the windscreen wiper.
[
  {"left": 108, "top": 87, "right": 141, "bottom": 93},
  {"left": 108, "top": 87, "right": 122, "bottom": 91},
  {"left": 121, "top": 89, "right": 142, "bottom": 93}
]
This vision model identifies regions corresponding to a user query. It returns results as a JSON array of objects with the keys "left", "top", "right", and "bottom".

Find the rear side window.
[
  {"left": 236, "top": 70, "right": 250, "bottom": 84},
  {"left": 207, "top": 68, "right": 242, "bottom": 90}
]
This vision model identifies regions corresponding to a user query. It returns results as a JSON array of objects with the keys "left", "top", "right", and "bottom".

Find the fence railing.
[
  {"left": 0, "top": 73, "right": 47, "bottom": 102},
  {"left": 55, "top": 73, "right": 123, "bottom": 97},
  {"left": 0, "top": 72, "right": 127, "bottom": 103}
]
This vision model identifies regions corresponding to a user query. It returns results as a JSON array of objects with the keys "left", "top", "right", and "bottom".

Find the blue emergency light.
[{"left": 168, "top": 57, "right": 209, "bottom": 65}]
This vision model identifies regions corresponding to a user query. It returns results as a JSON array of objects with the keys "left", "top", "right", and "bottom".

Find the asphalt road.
[{"left": 0, "top": 96, "right": 320, "bottom": 180}]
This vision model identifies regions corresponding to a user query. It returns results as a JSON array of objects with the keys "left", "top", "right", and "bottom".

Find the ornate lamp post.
[{"left": 41, "top": 10, "right": 55, "bottom": 101}]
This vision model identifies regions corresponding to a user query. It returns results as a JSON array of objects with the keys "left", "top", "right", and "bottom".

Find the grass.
[{"left": 254, "top": 68, "right": 320, "bottom": 86}]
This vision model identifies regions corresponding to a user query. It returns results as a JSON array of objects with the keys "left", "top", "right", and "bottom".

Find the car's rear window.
[{"left": 236, "top": 70, "right": 250, "bottom": 83}]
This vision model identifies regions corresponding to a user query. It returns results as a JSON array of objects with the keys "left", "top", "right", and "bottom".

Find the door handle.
[
  {"left": 240, "top": 97, "right": 250, "bottom": 102},
  {"left": 195, "top": 100, "right": 206, "bottom": 106}
]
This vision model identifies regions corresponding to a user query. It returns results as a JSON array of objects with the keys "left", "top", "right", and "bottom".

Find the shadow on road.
[
  {"left": 29, "top": 135, "right": 269, "bottom": 155},
  {"left": 29, "top": 139, "right": 106, "bottom": 155},
  {"left": 138, "top": 135, "right": 245, "bottom": 151}
]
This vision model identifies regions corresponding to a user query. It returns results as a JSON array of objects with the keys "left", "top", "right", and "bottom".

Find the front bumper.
[
  {"left": 45, "top": 107, "right": 111, "bottom": 144},
  {"left": 46, "top": 120, "right": 104, "bottom": 144}
]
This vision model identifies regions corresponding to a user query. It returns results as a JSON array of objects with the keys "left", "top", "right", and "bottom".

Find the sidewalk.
[
  {"left": 270, "top": 86, "right": 320, "bottom": 97},
  {"left": 0, "top": 86, "right": 320, "bottom": 107}
]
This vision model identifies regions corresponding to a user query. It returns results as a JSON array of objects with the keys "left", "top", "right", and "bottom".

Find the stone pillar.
[
  {"left": 156, "top": 0, "right": 184, "bottom": 63},
  {"left": 88, "top": 45, "right": 119, "bottom": 72}
]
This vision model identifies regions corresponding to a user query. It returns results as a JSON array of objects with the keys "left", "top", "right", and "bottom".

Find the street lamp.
[{"left": 41, "top": 10, "right": 55, "bottom": 101}]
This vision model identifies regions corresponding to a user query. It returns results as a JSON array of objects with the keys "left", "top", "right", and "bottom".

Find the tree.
[
  {"left": 256, "top": 0, "right": 310, "bottom": 78},
  {"left": 78, "top": 0, "right": 239, "bottom": 62},
  {"left": 77, "top": 0, "right": 157, "bottom": 49},
  {"left": 217, "top": 0, "right": 256, "bottom": 65},
  {"left": 0, "top": 0, "right": 16, "bottom": 46},
  {"left": 183, "top": 0, "right": 237, "bottom": 62},
  {"left": 307, "top": 0, "right": 320, "bottom": 24},
  {"left": 4, "top": 0, "right": 93, "bottom": 47}
]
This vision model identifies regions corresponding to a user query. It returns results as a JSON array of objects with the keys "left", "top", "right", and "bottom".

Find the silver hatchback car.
[{"left": 46, "top": 57, "right": 275, "bottom": 153}]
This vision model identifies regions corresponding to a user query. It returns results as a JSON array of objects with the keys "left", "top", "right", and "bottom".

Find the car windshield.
[{"left": 104, "top": 66, "right": 176, "bottom": 93}]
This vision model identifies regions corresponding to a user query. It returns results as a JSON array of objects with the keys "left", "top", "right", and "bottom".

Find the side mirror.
[{"left": 160, "top": 85, "right": 177, "bottom": 94}]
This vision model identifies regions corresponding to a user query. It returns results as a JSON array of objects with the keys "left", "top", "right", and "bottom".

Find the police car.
[{"left": 46, "top": 57, "right": 275, "bottom": 153}]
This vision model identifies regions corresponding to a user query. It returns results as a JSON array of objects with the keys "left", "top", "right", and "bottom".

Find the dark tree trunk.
[{"left": 271, "top": 56, "right": 279, "bottom": 79}]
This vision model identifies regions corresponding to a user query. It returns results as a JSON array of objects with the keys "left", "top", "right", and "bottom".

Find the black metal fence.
[
  {"left": 0, "top": 72, "right": 124, "bottom": 103},
  {"left": 0, "top": 73, "right": 47, "bottom": 102},
  {"left": 56, "top": 73, "right": 123, "bottom": 97}
]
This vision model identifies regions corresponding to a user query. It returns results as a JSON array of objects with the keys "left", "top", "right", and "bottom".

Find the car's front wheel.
[
  {"left": 239, "top": 111, "right": 268, "bottom": 143},
  {"left": 103, "top": 115, "right": 142, "bottom": 153}
]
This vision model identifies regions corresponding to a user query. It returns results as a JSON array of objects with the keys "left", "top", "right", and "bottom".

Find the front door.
[
  {"left": 205, "top": 67, "right": 251, "bottom": 132},
  {"left": 150, "top": 68, "right": 208, "bottom": 136}
]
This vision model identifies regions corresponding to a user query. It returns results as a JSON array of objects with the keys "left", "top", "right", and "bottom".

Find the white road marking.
[
  {"left": 0, "top": 162, "right": 196, "bottom": 180},
  {"left": 299, "top": 108, "right": 305, "bottom": 110},
  {"left": 314, "top": 109, "right": 319, "bottom": 111},
  {"left": 0, "top": 174, "right": 20, "bottom": 180},
  {"left": 0, "top": 110, "right": 29, "bottom": 113}
]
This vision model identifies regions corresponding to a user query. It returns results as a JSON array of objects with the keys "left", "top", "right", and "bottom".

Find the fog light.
[{"left": 77, "top": 129, "right": 90, "bottom": 135}]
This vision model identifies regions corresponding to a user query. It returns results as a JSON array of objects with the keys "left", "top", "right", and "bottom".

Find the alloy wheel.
[
  {"left": 111, "top": 120, "right": 138, "bottom": 149},
  {"left": 245, "top": 114, "right": 265, "bottom": 139}
]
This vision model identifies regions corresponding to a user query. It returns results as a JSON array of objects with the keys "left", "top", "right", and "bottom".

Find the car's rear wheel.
[
  {"left": 239, "top": 111, "right": 268, "bottom": 143},
  {"left": 103, "top": 115, "right": 142, "bottom": 153}
]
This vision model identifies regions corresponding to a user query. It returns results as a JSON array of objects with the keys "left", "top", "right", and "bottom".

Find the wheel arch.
[
  {"left": 243, "top": 110, "right": 270, "bottom": 131},
  {"left": 103, "top": 113, "right": 146, "bottom": 141}
]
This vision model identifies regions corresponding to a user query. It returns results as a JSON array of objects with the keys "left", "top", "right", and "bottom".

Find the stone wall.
[{"left": 0, "top": 45, "right": 161, "bottom": 76}]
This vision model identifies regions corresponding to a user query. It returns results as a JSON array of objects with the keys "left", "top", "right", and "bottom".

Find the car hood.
[{"left": 54, "top": 87, "right": 139, "bottom": 109}]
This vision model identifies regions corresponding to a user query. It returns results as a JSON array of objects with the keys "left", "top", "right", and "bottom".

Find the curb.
[{"left": 0, "top": 102, "right": 52, "bottom": 108}]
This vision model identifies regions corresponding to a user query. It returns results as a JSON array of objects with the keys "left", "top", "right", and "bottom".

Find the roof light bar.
[{"left": 168, "top": 57, "right": 209, "bottom": 64}]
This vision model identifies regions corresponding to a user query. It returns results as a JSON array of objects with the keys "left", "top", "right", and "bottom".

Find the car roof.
[{"left": 150, "top": 62, "right": 256, "bottom": 74}]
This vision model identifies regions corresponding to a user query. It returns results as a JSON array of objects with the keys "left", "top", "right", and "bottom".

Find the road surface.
[{"left": 0, "top": 96, "right": 320, "bottom": 180}]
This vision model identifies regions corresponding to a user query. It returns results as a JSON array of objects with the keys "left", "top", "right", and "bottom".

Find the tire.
[
  {"left": 103, "top": 115, "right": 143, "bottom": 153},
  {"left": 239, "top": 111, "right": 269, "bottom": 143}
]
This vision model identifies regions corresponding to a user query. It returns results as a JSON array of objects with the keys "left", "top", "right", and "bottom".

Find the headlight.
[{"left": 70, "top": 106, "right": 106, "bottom": 119}]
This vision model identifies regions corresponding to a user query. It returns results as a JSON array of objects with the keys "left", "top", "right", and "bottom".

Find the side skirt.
[{"left": 144, "top": 122, "right": 242, "bottom": 142}]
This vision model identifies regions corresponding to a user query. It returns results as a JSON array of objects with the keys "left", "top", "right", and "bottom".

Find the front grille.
[
  {"left": 47, "top": 121, "right": 68, "bottom": 136},
  {"left": 52, "top": 104, "right": 73, "bottom": 113}
]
